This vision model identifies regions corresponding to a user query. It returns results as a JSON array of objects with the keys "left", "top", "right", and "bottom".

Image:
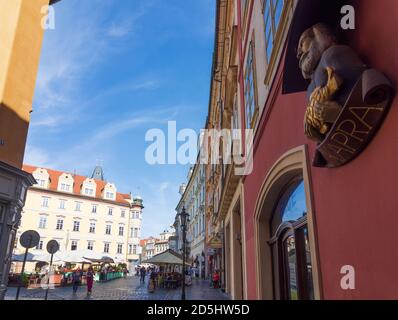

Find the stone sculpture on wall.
[{"left": 297, "top": 23, "right": 394, "bottom": 167}]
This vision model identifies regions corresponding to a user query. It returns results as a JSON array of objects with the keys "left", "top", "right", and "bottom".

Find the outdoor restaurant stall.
[{"left": 143, "top": 249, "right": 191, "bottom": 289}]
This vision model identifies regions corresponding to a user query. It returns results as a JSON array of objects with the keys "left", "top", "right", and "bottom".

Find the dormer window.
[
  {"left": 61, "top": 183, "right": 70, "bottom": 192},
  {"left": 103, "top": 183, "right": 116, "bottom": 201},
  {"left": 82, "top": 178, "right": 97, "bottom": 197},
  {"left": 106, "top": 192, "right": 114, "bottom": 199},
  {"left": 57, "top": 173, "right": 74, "bottom": 193},
  {"left": 32, "top": 168, "right": 50, "bottom": 189},
  {"left": 85, "top": 188, "right": 94, "bottom": 196}
]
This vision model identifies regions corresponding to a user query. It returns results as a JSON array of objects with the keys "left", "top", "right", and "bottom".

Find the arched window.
[{"left": 269, "top": 179, "right": 314, "bottom": 300}]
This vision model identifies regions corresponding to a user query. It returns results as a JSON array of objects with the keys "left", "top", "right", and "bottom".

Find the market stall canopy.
[
  {"left": 11, "top": 252, "right": 38, "bottom": 262},
  {"left": 61, "top": 251, "right": 92, "bottom": 264},
  {"left": 35, "top": 250, "right": 97, "bottom": 264},
  {"left": 84, "top": 256, "right": 115, "bottom": 264},
  {"left": 33, "top": 252, "right": 66, "bottom": 263},
  {"left": 142, "top": 249, "right": 191, "bottom": 266},
  {"left": 81, "top": 250, "right": 115, "bottom": 264}
]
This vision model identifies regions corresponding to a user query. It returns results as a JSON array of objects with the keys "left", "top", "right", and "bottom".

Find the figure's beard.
[{"left": 299, "top": 42, "right": 323, "bottom": 80}]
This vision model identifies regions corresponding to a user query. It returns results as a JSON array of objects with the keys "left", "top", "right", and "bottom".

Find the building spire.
[{"left": 91, "top": 165, "right": 104, "bottom": 181}]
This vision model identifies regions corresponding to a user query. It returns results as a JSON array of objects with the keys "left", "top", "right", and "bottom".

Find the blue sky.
[{"left": 25, "top": 0, "right": 215, "bottom": 238}]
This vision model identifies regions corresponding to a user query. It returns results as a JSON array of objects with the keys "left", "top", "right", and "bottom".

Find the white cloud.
[
  {"left": 107, "top": 23, "right": 131, "bottom": 38},
  {"left": 24, "top": 145, "right": 52, "bottom": 168},
  {"left": 32, "top": 0, "right": 155, "bottom": 129},
  {"left": 140, "top": 181, "right": 180, "bottom": 238},
  {"left": 25, "top": 106, "right": 179, "bottom": 174}
]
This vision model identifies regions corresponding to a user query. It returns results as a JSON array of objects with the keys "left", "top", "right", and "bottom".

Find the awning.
[
  {"left": 282, "top": 0, "right": 349, "bottom": 94},
  {"left": 142, "top": 249, "right": 191, "bottom": 266},
  {"left": 11, "top": 252, "right": 38, "bottom": 262},
  {"left": 84, "top": 257, "right": 114, "bottom": 264},
  {"left": 32, "top": 252, "right": 67, "bottom": 263}
]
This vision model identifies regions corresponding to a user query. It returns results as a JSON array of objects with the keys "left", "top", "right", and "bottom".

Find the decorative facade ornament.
[{"left": 297, "top": 23, "right": 395, "bottom": 167}]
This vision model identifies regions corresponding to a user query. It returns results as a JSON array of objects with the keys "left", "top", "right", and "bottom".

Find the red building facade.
[{"left": 210, "top": 0, "right": 398, "bottom": 299}]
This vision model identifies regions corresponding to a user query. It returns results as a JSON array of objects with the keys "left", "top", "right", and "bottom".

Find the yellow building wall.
[{"left": 0, "top": 0, "right": 49, "bottom": 168}]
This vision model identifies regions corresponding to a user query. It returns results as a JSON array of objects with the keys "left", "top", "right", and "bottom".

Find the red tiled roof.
[
  {"left": 140, "top": 237, "right": 159, "bottom": 247},
  {"left": 23, "top": 164, "right": 131, "bottom": 206},
  {"left": 139, "top": 239, "right": 147, "bottom": 247}
]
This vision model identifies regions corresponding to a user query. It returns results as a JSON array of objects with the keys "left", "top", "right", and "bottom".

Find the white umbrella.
[
  {"left": 62, "top": 251, "right": 92, "bottom": 263},
  {"left": 12, "top": 252, "right": 38, "bottom": 262},
  {"left": 33, "top": 252, "right": 67, "bottom": 263}
]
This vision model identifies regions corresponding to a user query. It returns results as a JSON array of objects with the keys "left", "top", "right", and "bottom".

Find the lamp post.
[{"left": 179, "top": 207, "right": 189, "bottom": 300}]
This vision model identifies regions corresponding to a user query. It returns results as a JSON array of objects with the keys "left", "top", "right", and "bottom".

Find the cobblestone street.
[{"left": 5, "top": 277, "right": 230, "bottom": 301}]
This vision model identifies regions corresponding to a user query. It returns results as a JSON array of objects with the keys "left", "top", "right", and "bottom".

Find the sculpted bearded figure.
[
  {"left": 296, "top": 23, "right": 394, "bottom": 167},
  {"left": 297, "top": 23, "right": 367, "bottom": 142}
]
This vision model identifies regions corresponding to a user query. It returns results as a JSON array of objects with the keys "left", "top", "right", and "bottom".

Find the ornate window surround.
[{"left": 253, "top": 145, "right": 322, "bottom": 299}]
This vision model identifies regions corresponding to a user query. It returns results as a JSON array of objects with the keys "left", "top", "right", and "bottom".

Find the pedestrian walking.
[
  {"left": 135, "top": 266, "right": 140, "bottom": 277},
  {"left": 72, "top": 267, "right": 82, "bottom": 294},
  {"left": 86, "top": 266, "right": 95, "bottom": 296},
  {"left": 140, "top": 266, "right": 146, "bottom": 283},
  {"left": 212, "top": 270, "right": 220, "bottom": 289},
  {"left": 148, "top": 270, "right": 157, "bottom": 293}
]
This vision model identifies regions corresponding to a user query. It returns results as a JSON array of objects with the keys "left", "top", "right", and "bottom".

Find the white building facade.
[
  {"left": 175, "top": 163, "right": 206, "bottom": 278},
  {"left": 13, "top": 165, "right": 143, "bottom": 273}
]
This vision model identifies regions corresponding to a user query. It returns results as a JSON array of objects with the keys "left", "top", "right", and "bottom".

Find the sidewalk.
[
  {"left": 4, "top": 277, "right": 230, "bottom": 300},
  {"left": 164, "top": 279, "right": 230, "bottom": 300}
]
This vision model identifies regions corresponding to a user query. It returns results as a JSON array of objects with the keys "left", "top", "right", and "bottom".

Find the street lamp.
[{"left": 178, "top": 207, "right": 189, "bottom": 300}]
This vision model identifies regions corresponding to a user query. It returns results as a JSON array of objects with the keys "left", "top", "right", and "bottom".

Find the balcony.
[{"left": 218, "top": 162, "right": 240, "bottom": 221}]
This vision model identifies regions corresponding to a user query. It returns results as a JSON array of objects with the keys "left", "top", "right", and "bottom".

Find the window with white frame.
[
  {"left": 133, "top": 245, "right": 137, "bottom": 255},
  {"left": 244, "top": 41, "right": 257, "bottom": 129},
  {"left": 75, "top": 202, "right": 82, "bottom": 211},
  {"left": 104, "top": 243, "right": 110, "bottom": 253},
  {"left": 133, "top": 228, "right": 138, "bottom": 238},
  {"left": 39, "top": 216, "right": 47, "bottom": 229},
  {"left": 60, "top": 183, "right": 71, "bottom": 192},
  {"left": 87, "top": 241, "right": 94, "bottom": 251},
  {"left": 119, "top": 225, "right": 124, "bottom": 236},
  {"left": 121, "top": 210, "right": 126, "bottom": 218},
  {"left": 36, "top": 240, "right": 44, "bottom": 250},
  {"left": 56, "top": 219, "right": 63, "bottom": 230},
  {"left": 73, "top": 221, "right": 80, "bottom": 232},
  {"left": 106, "top": 192, "right": 114, "bottom": 199},
  {"left": 41, "top": 197, "right": 49, "bottom": 208},
  {"left": 92, "top": 204, "right": 97, "bottom": 213},
  {"left": 59, "top": 199, "right": 66, "bottom": 210},
  {"left": 89, "top": 222, "right": 96, "bottom": 233},
  {"left": 108, "top": 207, "right": 113, "bottom": 216},
  {"left": 105, "top": 225, "right": 112, "bottom": 235},
  {"left": 71, "top": 240, "right": 78, "bottom": 251},
  {"left": 37, "top": 179, "right": 46, "bottom": 187},
  {"left": 85, "top": 188, "right": 94, "bottom": 196},
  {"left": 117, "top": 244, "right": 123, "bottom": 254}
]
